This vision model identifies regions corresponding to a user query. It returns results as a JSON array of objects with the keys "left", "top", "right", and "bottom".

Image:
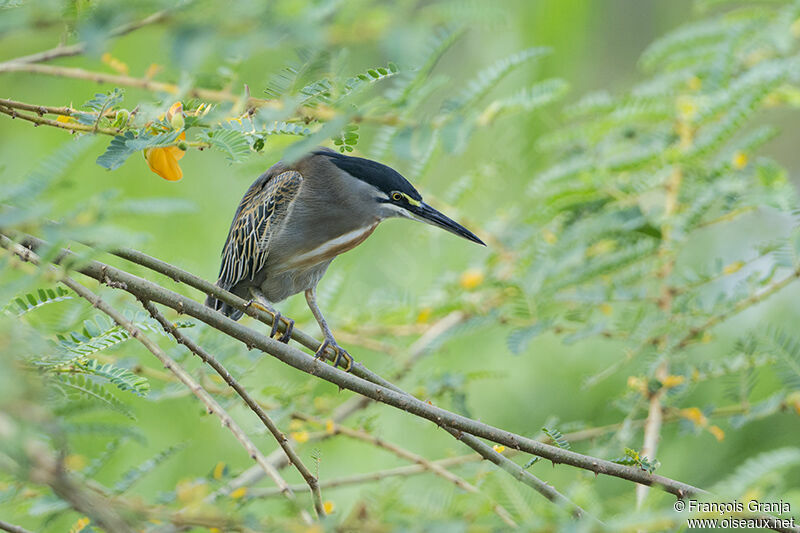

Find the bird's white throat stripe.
[{"left": 285, "top": 223, "right": 378, "bottom": 268}]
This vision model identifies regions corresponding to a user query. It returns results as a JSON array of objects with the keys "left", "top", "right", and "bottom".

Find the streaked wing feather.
[{"left": 217, "top": 170, "right": 303, "bottom": 291}]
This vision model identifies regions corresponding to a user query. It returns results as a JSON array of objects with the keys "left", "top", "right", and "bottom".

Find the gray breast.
[{"left": 255, "top": 153, "right": 382, "bottom": 302}]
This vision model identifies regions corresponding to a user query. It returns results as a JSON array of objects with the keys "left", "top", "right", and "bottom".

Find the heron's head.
[{"left": 315, "top": 149, "right": 485, "bottom": 246}]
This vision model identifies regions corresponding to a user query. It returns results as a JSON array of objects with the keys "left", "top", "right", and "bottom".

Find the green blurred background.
[{"left": 2, "top": 1, "right": 799, "bottom": 531}]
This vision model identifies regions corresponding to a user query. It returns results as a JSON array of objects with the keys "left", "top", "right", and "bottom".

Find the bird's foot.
[
  {"left": 277, "top": 315, "right": 294, "bottom": 343},
  {"left": 244, "top": 299, "right": 269, "bottom": 314},
  {"left": 314, "top": 338, "right": 353, "bottom": 372},
  {"left": 267, "top": 311, "right": 289, "bottom": 340}
]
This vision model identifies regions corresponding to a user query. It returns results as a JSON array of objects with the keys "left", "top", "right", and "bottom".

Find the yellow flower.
[
  {"left": 145, "top": 63, "right": 163, "bottom": 79},
  {"left": 627, "top": 376, "right": 646, "bottom": 394},
  {"left": 661, "top": 375, "right": 685, "bottom": 388},
  {"left": 459, "top": 269, "right": 484, "bottom": 290},
  {"left": 723, "top": 261, "right": 744, "bottom": 275},
  {"left": 323, "top": 500, "right": 335, "bottom": 514},
  {"left": 732, "top": 152, "right": 748, "bottom": 170},
  {"left": 176, "top": 479, "right": 208, "bottom": 503},
  {"left": 144, "top": 131, "right": 186, "bottom": 181},
  {"left": 70, "top": 517, "right": 90, "bottom": 533},
  {"left": 492, "top": 444, "right": 505, "bottom": 453},
  {"left": 787, "top": 391, "right": 800, "bottom": 415},
  {"left": 599, "top": 303, "right": 613, "bottom": 316},
  {"left": 213, "top": 461, "right": 226, "bottom": 480},
  {"left": 542, "top": 228, "right": 558, "bottom": 244},
  {"left": 677, "top": 96, "right": 697, "bottom": 121},
  {"left": 416, "top": 307, "right": 432, "bottom": 323},
  {"left": 64, "top": 454, "right": 87, "bottom": 471},
  {"left": 687, "top": 76, "right": 702, "bottom": 91},
  {"left": 230, "top": 487, "right": 248, "bottom": 500},
  {"left": 101, "top": 52, "right": 129, "bottom": 75},
  {"left": 289, "top": 419, "right": 304, "bottom": 431},
  {"left": 290, "top": 431, "right": 310, "bottom": 443},
  {"left": 325, "top": 419, "right": 335, "bottom": 435},
  {"left": 56, "top": 114, "right": 77, "bottom": 124},
  {"left": 681, "top": 407, "right": 707, "bottom": 426},
  {"left": 708, "top": 425, "right": 725, "bottom": 441}
]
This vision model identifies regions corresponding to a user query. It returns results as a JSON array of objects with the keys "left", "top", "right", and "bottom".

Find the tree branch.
[
  {"left": 296, "top": 414, "right": 518, "bottom": 527},
  {"left": 140, "top": 300, "right": 325, "bottom": 519},
  {"left": 4, "top": 236, "right": 706, "bottom": 499},
  {"left": 3, "top": 241, "right": 314, "bottom": 522},
  {"left": 0, "top": 10, "right": 170, "bottom": 67},
  {"left": 0, "top": 104, "right": 120, "bottom": 135},
  {"left": 4, "top": 236, "right": 799, "bottom": 532},
  {"left": 0, "top": 520, "right": 34, "bottom": 533}
]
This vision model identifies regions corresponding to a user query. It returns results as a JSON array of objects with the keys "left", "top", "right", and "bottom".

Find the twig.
[
  {"left": 0, "top": 63, "right": 278, "bottom": 109},
  {"left": 0, "top": 98, "right": 78, "bottom": 117},
  {"left": 0, "top": 105, "right": 120, "bottom": 135},
  {"left": 674, "top": 266, "right": 800, "bottom": 349},
  {"left": 140, "top": 300, "right": 325, "bottom": 519},
  {"left": 0, "top": 520, "right": 34, "bottom": 533},
  {"left": 0, "top": 10, "right": 170, "bottom": 67},
  {"left": 586, "top": 265, "right": 800, "bottom": 387},
  {"left": 297, "top": 414, "right": 518, "bottom": 527},
  {"left": 248, "top": 460, "right": 481, "bottom": 497}
]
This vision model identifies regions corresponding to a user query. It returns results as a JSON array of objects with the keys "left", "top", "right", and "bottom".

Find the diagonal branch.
[
  {"left": 3, "top": 236, "right": 705, "bottom": 499},
  {"left": 102, "top": 247, "right": 593, "bottom": 519},
  {"left": 0, "top": 10, "right": 170, "bottom": 68},
  {"left": 11, "top": 236, "right": 800, "bottom": 532},
  {"left": 0, "top": 520, "right": 35, "bottom": 533},
  {"left": 140, "top": 300, "right": 325, "bottom": 518},
  {"left": 3, "top": 242, "right": 314, "bottom": 522},
  {"left": 296, "top": 414, "right": 518, "bottom": 527}
]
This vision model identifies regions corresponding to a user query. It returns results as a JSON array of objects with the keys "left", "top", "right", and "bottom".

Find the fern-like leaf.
[
  {"left": 8, "top": 287, "right": 72, "bottom": 315},
  {"left": 52, "top": 374, "right": 135, "bottom": 419}
]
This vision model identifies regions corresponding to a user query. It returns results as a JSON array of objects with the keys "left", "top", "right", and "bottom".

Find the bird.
[{"left": 205, "top": 147, "right": 485, "bottom": 371}]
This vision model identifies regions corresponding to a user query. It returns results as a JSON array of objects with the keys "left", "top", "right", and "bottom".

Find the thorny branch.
[
  {"left": 1, "top": 240, "right": 315, "bottom": 523},
  {"left": 139, "top": 300, "right": 326, "bottom": 519},
  {"left": 3, "top": 235, "right": 799, "bottom": 533}
]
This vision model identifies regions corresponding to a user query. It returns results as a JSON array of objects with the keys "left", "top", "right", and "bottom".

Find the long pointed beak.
[{"left": 410, "top": 202, "right": 485, "bottom": 246}]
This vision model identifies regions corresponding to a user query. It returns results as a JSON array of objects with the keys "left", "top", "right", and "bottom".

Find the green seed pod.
[
  {"left": 170, "top": 112, "right": 185, "bottom": 131},
  {"left": 177, "top": 142, "right": 188, "bottom": 151},
  {"left": 113, "top": 109, "right": 130, "bottom": 128}
]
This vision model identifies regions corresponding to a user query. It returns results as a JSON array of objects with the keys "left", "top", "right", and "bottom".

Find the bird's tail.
[{"left": 205, "top": 285, "right": 244, "bottom": 321}]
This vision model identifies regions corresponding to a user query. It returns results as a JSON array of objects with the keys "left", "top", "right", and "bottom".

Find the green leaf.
[
  {"left": 711, "top": 448, "right": 800, "bottom": 497},
  {"left": 113, "top": 444, "right": 184, "bottom": 493},
  {"left": 445, "top": 47, "right": 551, "bottom": 112},
  {"left": 541, "top": 426, "right": 571, "bottom": 450},
  {"left": 52, "top": 374, "right": 135, "bottom": 419},
  {"left": 507, "top": 322, "right": 548, "bottom": 355},
  {"left": 82, "top": 88, "right": 124, "bottom": 113},
  {"left": 7, "top": 286, "right": 72, "bottom": 315},
  {"left": 96, "top": 132, "right": 137, "bottom": 170},
  {"left": 202, "top": 129, "right": 251, "bottom": 163},
  {"left": 78, "top": 359, "right": 150, "bottom": 397}
]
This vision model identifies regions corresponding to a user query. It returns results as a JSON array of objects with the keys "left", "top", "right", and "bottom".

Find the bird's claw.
[
  {"left": 314, "top": 338, "right": 353, "bottom": 372},
  {"left": 277, "top": 316, "right": 294, "bottom": 343},
  {"left": 269, "top": 311, "right": 281, "bottom": 339},
  {"left": 269, "top": 312, "right": 295, "bottom": 343}
]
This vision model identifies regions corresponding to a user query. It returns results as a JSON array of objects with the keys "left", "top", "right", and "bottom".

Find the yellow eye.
[{"left": 392, "top": 192, "right": 403, "bottom": 201}]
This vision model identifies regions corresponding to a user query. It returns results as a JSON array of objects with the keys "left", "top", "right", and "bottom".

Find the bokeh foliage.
[{"left": 1, "top": 0, "right": 800, "bottom": 531}]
